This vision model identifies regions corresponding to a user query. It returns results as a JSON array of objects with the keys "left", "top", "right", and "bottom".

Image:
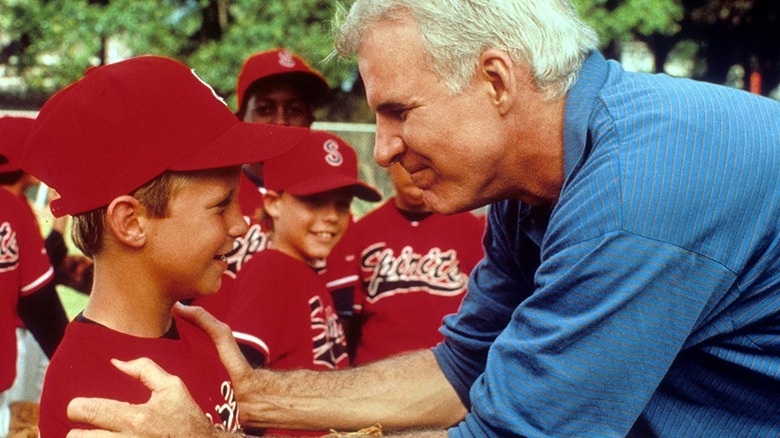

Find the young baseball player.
[
  {"left": 224, "top": 130, "right": 380, "bottom": 436},
  {"left": 0, "top": 116, "right": 67, "bottom": 437},
  {"left": 193, "top": 48, "right": 330, "bottom": 322},
  {"left": 326, "top": 163, "right": 486, "bottom": 365},
  {"left": 22, "top": 55, "right": 306, "bottom": 437}
]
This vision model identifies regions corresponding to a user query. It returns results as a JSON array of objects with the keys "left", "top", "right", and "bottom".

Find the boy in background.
[
  {"left": 22, "top": 55, "right": 306, "bottom": 436},
  {"left": 0, "top": 116, "right": 67, "bottom": 438},
  {"left": 225, "top": 130, "right": 380, "bottom": 436},
  {"left": 194, "top": 48, "right": 330, "bottom": 321},
  {"left": 328, "top": 163, "right": 485, "bottom": 365}
]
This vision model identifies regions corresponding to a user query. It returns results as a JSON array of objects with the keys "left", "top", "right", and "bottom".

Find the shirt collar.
[{"left": 562, "top": 51, "right": 609, "bottom": 180}]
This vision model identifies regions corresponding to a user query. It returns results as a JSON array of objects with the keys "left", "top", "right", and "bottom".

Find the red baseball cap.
[
  {"left": 0, "top": 116, "right": 35, "bottom": 174},
  {"left": 264, "top": 130, "right": 382, "bottom": 203},
  {"left": 236, "top": 48, "right": 330, "bottom": 110},
  {"left": 22, "top": 55, "right": 309, "bottom": 218}
]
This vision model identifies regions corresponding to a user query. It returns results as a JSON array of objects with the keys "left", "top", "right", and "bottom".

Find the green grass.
[{"left": 57, "top": 286, "right": 89, "bottom": 321}]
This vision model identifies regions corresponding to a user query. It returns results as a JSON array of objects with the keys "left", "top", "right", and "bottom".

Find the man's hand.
[{"left": 66, "top": 357, "right": 225, "bottom": 437}]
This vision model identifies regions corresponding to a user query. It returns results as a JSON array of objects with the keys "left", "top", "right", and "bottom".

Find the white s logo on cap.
[
  {"left": 278, "top": 51, "right": 296, "bottom": 68},
  {"left": 323, "top": 140, "right": 343, "bottom": 167}
]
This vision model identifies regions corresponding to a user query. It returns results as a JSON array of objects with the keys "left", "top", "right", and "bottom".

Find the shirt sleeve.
[
  {"left": 434, "top": 201, "right": 539, "bottom": 407},
  {"left": 443, "top": 220, "right": 735, "bottom": 436}
]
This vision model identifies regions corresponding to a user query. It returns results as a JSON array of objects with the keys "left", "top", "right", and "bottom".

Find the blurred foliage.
[
  {"left": 574, "top": 0, "right": 779, "bottom": 95},
  {"left": 0, "top": 0, "right": 778, "bottom": 117},
  {"left": 0, "top": 0, "right": 364, "bottom": 115},
  {"left": 574, "top": 0, "right": 684, "bottom": 41}
]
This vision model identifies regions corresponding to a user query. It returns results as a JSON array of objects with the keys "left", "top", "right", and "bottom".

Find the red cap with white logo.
[
  {"left": 0, "top": 116, "right": 35, "bottom": 174},
  {"left": 235, "top": 48, "right": 330, "bottom": 110},
  {"left": 264, "top": 130, "right": 381, "bottom": 202},
  {"left": 22, "top": 55, "right": 309, "bottom": 217}
]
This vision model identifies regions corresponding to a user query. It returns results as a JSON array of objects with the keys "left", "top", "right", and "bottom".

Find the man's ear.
[
  {"left": 479, "top": 48, "right": 518, "bottom": 115},
  {"left": 106, "top": 195, "right": 147, "bottom": 249}
]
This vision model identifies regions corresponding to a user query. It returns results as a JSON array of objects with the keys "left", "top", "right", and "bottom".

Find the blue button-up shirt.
[{"left": 435, "top": 51, "right": 780, "bottom": 437}]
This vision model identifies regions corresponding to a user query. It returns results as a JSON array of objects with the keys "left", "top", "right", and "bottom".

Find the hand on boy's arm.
[{"left": 66, "top": 358, "right": 236, "bottom": 438}]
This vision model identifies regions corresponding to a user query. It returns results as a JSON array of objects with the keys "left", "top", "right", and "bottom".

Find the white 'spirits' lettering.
[
  {"left": 0, "top": 221, "right": 20, "bottom": 272},
  {"left": 361, "top": 244, "right": 467, "bottom": 302},
  {"left": 208, "top": 380, "right": 240, "bottom": 432},
  {"left": 223, "top": 223, "right": 270, "bottom": 278},
  {"left": 309, "top": 296, "right": 348, "bottom": 368}
]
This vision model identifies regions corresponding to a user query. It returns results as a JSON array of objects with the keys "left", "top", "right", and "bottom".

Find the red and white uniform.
[
  {"left": 227, "top": 249, "right": 348, "bottom": 437},
  {"left": 38, "top": 314, "right": 240, "bottom": 437},
  {"left": 228, "top": 249, "right": 348, "bottom": 371},
  {"left": 328, "top": 199, "right": 486, "bottom": 365},
  {"left": 194, "top": 174, "right": 270, "bottom": 321},
  {"left": 0, "top": 189, "right": 53, "bottom": 392}
]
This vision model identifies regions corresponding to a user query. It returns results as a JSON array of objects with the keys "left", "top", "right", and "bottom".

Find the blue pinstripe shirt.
[{"left": 434, "top": 51, "right": 780, "bottom": 437}]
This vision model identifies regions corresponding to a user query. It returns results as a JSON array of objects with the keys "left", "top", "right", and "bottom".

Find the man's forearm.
[{"left": 237, "top": 349, "right": 466, "bottom": 432}]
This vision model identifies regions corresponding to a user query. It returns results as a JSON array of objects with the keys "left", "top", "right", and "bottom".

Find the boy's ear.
[
  {"left": 479, "top": 48, "right": 519, "bottom": 116},
  {"left": 106, "top": 195, "right": 147, "bottom": 248},
  {"left": 262, "top": 190, "right": 282, "bottom": 220}
]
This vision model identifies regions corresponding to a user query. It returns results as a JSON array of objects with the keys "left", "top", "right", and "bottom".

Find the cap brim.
[
  {"left": 170, "top": 122, "right": 309, "bottom": 171},
  {"left": 240, "top": 72, "right": 330, "bottom": 109},
  {"left": 285, "top": 174, "right": 382, "bottom": 202}
]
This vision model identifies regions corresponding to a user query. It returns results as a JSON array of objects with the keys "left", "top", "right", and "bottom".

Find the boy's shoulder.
[{"left": 40, "top": 315, "right": 236, "bottom": 434}]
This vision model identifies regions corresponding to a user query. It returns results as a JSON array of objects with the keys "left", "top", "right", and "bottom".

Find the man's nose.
[{"left": 373, "top": 117, "right": 405, "bottom": 167}]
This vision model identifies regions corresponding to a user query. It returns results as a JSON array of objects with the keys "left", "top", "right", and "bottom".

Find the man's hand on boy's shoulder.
[{"left": 66, "top": 357, "right": 235, "bottom": 438}]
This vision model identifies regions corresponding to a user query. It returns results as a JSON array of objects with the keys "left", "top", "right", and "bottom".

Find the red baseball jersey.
[
  {"left": 227, "top": 249, "right": 348, "bottom": 437},
  {"left": 328, "top": 199, "right": 486, "bottom": 365},
  {"left": 194, "top": 174, "right": 270, "bottom": 321},
  {"left": 227, "top": 249, "right": 349, "bottom": 371},
  {"left": 38, "top": 314, "right": 240, "bottom": 436},
  {"left": 0, "top": 189, "right": 53, "bottom": 391}
]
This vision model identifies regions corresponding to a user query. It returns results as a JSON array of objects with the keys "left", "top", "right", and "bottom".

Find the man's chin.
[{"left": 422, "top": 191, "right": 471, "bottom": 215}]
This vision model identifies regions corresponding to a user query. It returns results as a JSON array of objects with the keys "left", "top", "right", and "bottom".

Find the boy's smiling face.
[
  {"left": 144, "top": 169, "right": 247, "bottom": 299},
  {"left": 264, "top": 187, "right": 353, "bottom": 264}
]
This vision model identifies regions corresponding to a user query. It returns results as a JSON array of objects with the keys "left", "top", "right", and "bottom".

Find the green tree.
[
  {"left": 3, "top": 0, "right": 777, "bottom": 113},
  {"left": 0, "top": 0, "right": 360, "bottom": 113},
  {"left": 574, "top": 0, "right": 780, "bottom": 95},
  {"left": 574, "top": 0, "right": 684, "bottom": 61}
]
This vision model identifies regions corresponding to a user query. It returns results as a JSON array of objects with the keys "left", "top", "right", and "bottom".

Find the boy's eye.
[
  {"left": 253, "top": 104, "right": 275, "bottom": 116},
  {"left": 213, "top": 196, "right": 234, "bottom": 213},
  {"left": 284, "top": 105, "right": 306, "bottom": 116}
]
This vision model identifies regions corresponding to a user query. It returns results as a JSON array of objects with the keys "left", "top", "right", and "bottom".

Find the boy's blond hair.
[{"left": 72, "top": 168, "right": 236, "bottom": 257}]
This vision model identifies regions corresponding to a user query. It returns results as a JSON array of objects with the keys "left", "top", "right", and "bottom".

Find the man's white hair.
[{"left": 334, "top": 0, "right": 599, "bottom": 100}]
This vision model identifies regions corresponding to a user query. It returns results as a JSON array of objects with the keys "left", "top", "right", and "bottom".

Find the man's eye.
[{"left": 390, "top": 108, "right": 409, "bottom": 120}]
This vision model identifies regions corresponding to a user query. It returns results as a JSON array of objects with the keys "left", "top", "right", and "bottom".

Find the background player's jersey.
[
  {"left": 227, "top": 249, "right": 348, "bottom": 437},
  {"left": 327, "top": 199, "right": 486, "bottom": 365},
  {"left": 0, "top": 189, "right": 53, "bottom": 391},
  {"left": 228, "top": 249, "right": 348, "bottom": 371},
  {"left": 39, "top": 314, "right": 240, "bottom": 436}
]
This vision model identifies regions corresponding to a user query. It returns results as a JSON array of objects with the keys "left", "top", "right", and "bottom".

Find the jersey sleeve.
[
  {"left": 227, "top": 255, "right": 304, "bottom": 366},
  {"left": 5, "top": 196, "right": 54, "bottom": 296}
]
